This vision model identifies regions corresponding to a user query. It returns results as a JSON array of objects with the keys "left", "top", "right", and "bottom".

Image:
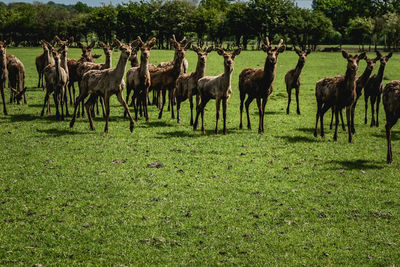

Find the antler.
[
  {"left": 264, "top": 37, "right": 271, "bottom": 47},
  {"left": 276, "top": 39, "right": 283, "bottom": 49}
]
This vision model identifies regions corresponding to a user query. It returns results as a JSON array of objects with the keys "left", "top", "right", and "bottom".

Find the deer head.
[
  {"left": 342, "top": 50, "right": 366, "bottom": 73},
  {"left": 364, "top": 54, "right": 380, "bottom": 71},
  {"left": 78, "top": 41, "right": 98, "bottom": 62},
  {"left": 55, "top": 35, "right": 74, "bottom": 47},
  {"left": 99, "top": 42, "right": 114, "bottom": 58},
  {"left": 170, "top": 35, "right": 190, "bottom": 59},
  {"left": 376, "top": 51, "right": 392, "bottom": 67},
  {"left": 192, "top": 45, "right": 213, "bottom": 64},
  {"left": 294, "top": 47, "right": 310, "bottom": 64},
  {"left": 262, "top": 38, "right": 286, "bottom": 65},
  {"left": 133, "top": 36, "right": 156, "bottom": 62},
  {"left": 0, "top": 40, "right": 7, "bottom": 60},
  {"left": 113, "top": 39, "right": 132, "bottom": 59},
  {"left": 216, "top": 47, "right": 241, "bottom": 72}
]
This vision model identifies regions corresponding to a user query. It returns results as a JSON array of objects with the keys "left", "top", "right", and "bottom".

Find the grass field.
[{"left": 1, "top": 46, "right": 400, "bottom": 265}]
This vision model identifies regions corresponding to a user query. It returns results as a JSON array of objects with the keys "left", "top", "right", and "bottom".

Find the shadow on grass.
[
  {"left": 137, "top": 120, "right": 173, "bottom": 128},
  {"left": 280, "top": 135, "right": 318, "bottom": 143},
  {"left": 252, "top": 110, "right": 280, "bottom": 115},
  {"left": 297, "top": 127, "right": 316, "bottom": 134},
  {"left": 372, "top": 131, "right": 400, "bottom": 141},
  {"left": 156, "top": 130, "right": 200, "bottom": 138},
  {"left": 36, "top": 128, "right": 85, "bottom": 136},
  {"left": 329, "top": 159, "right": 383, "bottom": 170},
  {"left": 6, "top": 113, "right": 63, "bottom": 123}
]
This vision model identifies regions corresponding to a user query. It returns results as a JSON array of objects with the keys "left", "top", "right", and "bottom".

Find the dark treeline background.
[{"left": 0, "top": 0, "right": 400, "bottom": 50}]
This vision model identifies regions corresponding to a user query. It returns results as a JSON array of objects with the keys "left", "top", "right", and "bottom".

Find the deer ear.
[
  {"left": 184, "top": 41, "right": 191, "bottom": 50},
  {"left": 261, "top": 44, "right": 268, "bottom": 52},
  {"left": 278, "top": 45, "right": 286, "bottom": 53},
  {"left": 375, "top": 50, "right": 382, "bottom": 58},
  {"left": 88, "top": 40, "right": 95, "bottom": 49},
  {"left": 206, "top": 46, "right": 213, "bottom": 54},
  {"left": 387, "top": 52, "right": 393, "bottom": 59},
  {"left": 98, "top": 42, "right": 105, "bottom": 48},
  {"left": 233, "top": 47, "right": 242, "bottom": 57},
  {"left": 68, "top": 37, "right": 74, "bottom": 45},
  {"left": 216, "top": 48, "right": 224, "bottom": 56},
  {"left": 148, "top": 37, "right": 156, "bottom": 48},
  {"left": 342, "top": 50, "right": 349, "bottom": 59},
  {"left": 192, "top": 45, "right": 199, "bottom": 53},
  {"left": 54, "top": 35, "right": 62, "bottom": 44},
  {"left": 114, "top": 39, "right": 122, "bottom": 48},
  {"left": 306, "top": 49, "right": 311, "bottom": 55},
  {"left": 93, "top": 54, "right": 102, "bottom": 59},
  {"left": 358, "top": 52, "right": 366, "bottom": 60}
]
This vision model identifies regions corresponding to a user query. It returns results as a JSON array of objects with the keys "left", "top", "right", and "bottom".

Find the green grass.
[{"left": 1, "top": 47, "right": 400, "bottom": 265}]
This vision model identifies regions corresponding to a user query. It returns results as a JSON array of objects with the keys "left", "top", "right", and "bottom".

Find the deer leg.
[
  {"left": 158, "top": 90, "right": 166, "bottom": 119},
  {"left": 188, "top": 94, "right": 193, "bottom": 125},
  {"left": 386, "top": 116, "right": 398, "bottom": 163},
  {"left": 200, "top": 98, "right": 209, "bottom": 135},
  {"left": 193, "top": 96, "right": 209, "bottom": 132},
  {"left": 351, "top": 98, "right": 357, "bottom": 134},
  {"left": 167, "top": 89, "right": 171, "bottom": 112},
  {"left": 346, "top": 106, "right": 353, "bottom": 143},
  {"left": 256, "top": 97, "right": 262, "bottom": 134},
  {"left": 261, "top": 97, "right": 268, "bottom": 133},
  {"left": 70, "top": 90, "right": 88, "bottom": 128},
  {"left": 286, "top": 87, "right": 292, "bottom": 115},
  {"left": 370, "top": 95, "right": 376, "bottom": 127},
  {"left": 329, "top": 107, "right": 334, "bottom": 130},
  {"left": 364, "top": 94, "right": 368, "bottom": 124},
  {"left": 295, "top": 87, "right": 300, "bottom": 115},
  {"left": 9, "top": 88, "right": 13, "bottom": 104},
  {"left": 68, "top": 82, "right": 73, "bottom": 106},
  {"left": 132, "top": 90, "right": 138, "bottom": 121},
  {"left": 117, "top": 90, "right": 135, "bottom": 132},
  {"left": 245, "top": 96, "right": 254, "bottom": 130},
  {"left": 53, "top": 93, "right": 60, "bottom": 121},
  {"left": 222, "top": 98, "right": 228, "bottom": 135},
  {"left": 1, "top": 85, "right": 6, "bottom": 115},
  {"left": 340, "top": 109, "right": 346, "bottom": 131},
  {"left": 320, "top": 103, "right": 332, "bottom": 138},
  {"left": 177, "top": 97, "right": 181, "bottom": 124},
  {"left": 314, "top": 101, "right": 322, "bottom": 137},
  {"left": 144, "top": 88, "right": 149, "bottom": 122},
  {"left": 103, "top": 93, "right": 111, "bottom": 133},
  {"left": 64, "top": 87, "right": 70, "bottom": 117},
  {"left": 40, "top": 91, "right": 48, "bottom": 117},
  {"left": 376, "top": 93, "right": 381, "bottom": 127},
  {"left": 215, "top": 98, "right": 221, "bottom": 135},
  {"left": 239, "top": 92, "right": 245, "bottom": 129},
  {"left": 85, "top": 94, "right": 97, "bottom": 131},
  {"left": 333, "top": 106, "right": 339, "bottom": 141},
  {"left": 170, "top": 89, "right": 175, "bottom": 119},
  {"left": 37, "top": 71, "right": 41, "bottom": 88}
]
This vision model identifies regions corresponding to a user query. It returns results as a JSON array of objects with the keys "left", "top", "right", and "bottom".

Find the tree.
[
  {"left": 347, "top": 17, "right": 373, "bottom": 50},
  {"left": 88, "top": 4, "right": 117, "bottom": 44}
]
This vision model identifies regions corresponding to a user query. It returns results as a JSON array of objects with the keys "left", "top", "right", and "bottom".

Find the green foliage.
[{"left": 88, "top": 5, "right": 118, "bottom": 44}]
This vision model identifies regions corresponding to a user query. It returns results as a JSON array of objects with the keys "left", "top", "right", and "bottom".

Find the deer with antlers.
[
  {"left": 149, "top": 36, "right": 189, "bottom": 120},
  {"left": 7, "top": 54, "right": 26, "bottom": 105},
  {"left": 193, "top": 47, "right": 241, "bottom": 134},
  {"left": 239, "top": 38, "right": 285, "bottom": 134},
  {"left": 125, "top": 37, "right": 156, "bottom": 121},
  {"left": 36, "top": 39, "right": 55, "bottom": 89},
  {"left": 314, "top": 50, "right": 366, "bottom": 142},
  {"left": 157, "top": 35, "right": 189, "bottom": 74},
  {"left": 41, "top": 38, "right": 72, "bottom": 120},
  {"left": 175, "top": 45, "right": 213, "bottom": 125},
  {"left": 329, "top": 53, "right": 380, "bottom": 133},
  {"left": 364, "top": 51, "right": 392, "bottom": 128},
  {"left": 70, "top": 39, "right": 135, "bottom": 133},
  {"left": 0, "top": 41, "right": 8, "bottom": 115},
  {"left": 285, "top": 47, "right": 310, "bottom": 115},
  {"left": 383, "top": 81, "right": 400, "bottom": 163}
]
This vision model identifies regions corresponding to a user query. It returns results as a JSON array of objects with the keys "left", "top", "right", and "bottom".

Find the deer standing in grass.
[
  {"left": 329, "top": 54, "right": 380, "bottom": 133},
  {"left": 149, "top": 36, "right": 189, "bottom": 120},
  {"left": 239, "top": 38, "right": 285, "bottom": 134},
  {"left": 383, "top": 81, "right": 400, "bottom": 163},
  {"left": 70, "top": 39, "right": 135, "bottom": 133},
  {"left": 36, "top": 39, "right": 55, "bottom": 89},
  {"left": 157, "top": 35, "right": 189, "bottom": 74},
  {"left": 285, "top": 47, "right": 310, "bottom": 115},
  {"left": 0, "top": 41, "right": 8, "bottom": 115},
  {"left": 125, "top": 37, "right": 156, "bottom": 121},
  {"left": 314, "top": 50, "right": 366, "bottom": 142},
  {"left": 7, "top": 54, "right": 26, "bottom": 104},
  {"left": 41, "top": 40, "right": 71, "bottom": 120},
  {"left": 364, "top": 51, "right": 392, "bottom": 127},
  {"left": 193, "top": 47, "right": 242, "bottom": 135},
  {"left": 175, "top": 45, "right": 213, "bottom": 125}
]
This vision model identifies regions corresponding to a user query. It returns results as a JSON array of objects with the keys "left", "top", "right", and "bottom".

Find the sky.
[{"left": 2, "top": 0, "right": 313, "bottom": 9}]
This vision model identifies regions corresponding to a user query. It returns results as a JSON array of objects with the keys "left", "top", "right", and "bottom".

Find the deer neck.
[
  {"left": 344, "top": 67, "right": 357, "bottom": 91},
  {"left": 172, "top": 55, "right": 184, "bottom": 76},
  {"left": 105, "top": 53, "right": 112, "bottom": 69},
  {"left": 44, "top": 49, "right": 52, "bottom": 65},
  {"left": 376, "top": 63, "right": 386, "bottom": 83},
  {"left": 194, "top": 58, "right": 206, "bottom": 79},
  {"left": 263, "top": 59, "right": 276, "bottom": 85},
  {"left": 55, "top": 59, "right": 63, "bottom": 81},
  {"left": 294, "top": 59, "right": 305, "bottom": 78},
  {"left": 357, "top": 65, "right": 373, "bottom": 87},
  {"left": 60, "top": 51, "right": 68, "bottom": 75},
  {"left": 112, "top": 52, "right": 129, "bottom": 81},
  {"left": 0, "top": 52, "right": 6, "bottom": 80},
  {"left": 130, "top": 57, "right": 139, "bottom": 68},
  {"left": 222, "top": 64, "right": 233, "bottom": 92},
  {"left": 139, "top": 55, "right": 149, "bottom": 76}
]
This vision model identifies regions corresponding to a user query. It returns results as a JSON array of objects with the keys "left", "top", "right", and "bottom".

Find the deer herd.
[{"left": 0, "top": 36, "right": 399, "bottom": 163}]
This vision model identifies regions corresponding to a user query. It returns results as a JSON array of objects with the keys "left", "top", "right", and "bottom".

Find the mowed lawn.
[{"left": 1, "top": 46, "right": 400, "bottom": 265}]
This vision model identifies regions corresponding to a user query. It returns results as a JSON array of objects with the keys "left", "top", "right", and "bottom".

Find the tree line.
[{"left": 0, "top": 0, "right": 399, "bottom": 50}]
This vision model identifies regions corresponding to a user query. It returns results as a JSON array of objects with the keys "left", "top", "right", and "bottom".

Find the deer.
[
  {"left": 67, "top": 41, "right": 101, "bottom": 108},
  {"left": 7, "top": 54, "right": 26, "bottom": 105},
  {"left": 364, "top": 51, "right": 392, "bottom": 128},
  {"left": 35, "top": 39, "right": 55, "bottom": 89},
  {"left": 383, "top": 81, "right": 400, "bottom": 163},
  {"left": 125, "top": 37, "right": 156, "bottom": 121},
  {"left": 41, "top": 40, "right": 71, "bottom": 121},
  {"left": 129, "top": 46, "right": 139, "bottom": 68},
  {"left": 157, "top": 35, "right": 189, "bottom": 74},
  {"left": 0, "top": 40, "right": 7, "bottom": 115},
  {"left": 69, "top": 39, "right": 135, "bottom": 133},
  {"left": 175, "top": 45, "right": 213, "bottom": 125},
  {"left": 239, "top": 38, "right": 285, "bottom": 134},
  {"left": 329, "top": 54, "right": 380, "bottom": 133},
  {"left": 314, "top": 50, "right": 366, "bottom": 143},
  {"left": 193, "top": 47, "right": 242, "bottom": 135},
  {"left": 149, "top": 36, "right": 189, "bottom": 120},
  {"left": 285, "top": 47, "right": 310, "bottom": 115}
]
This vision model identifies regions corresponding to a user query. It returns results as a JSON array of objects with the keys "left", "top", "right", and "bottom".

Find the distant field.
[{"left": 1, "top": 47, "right": 400, "bottom": 265}]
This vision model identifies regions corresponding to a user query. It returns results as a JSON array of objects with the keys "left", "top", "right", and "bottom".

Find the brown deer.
[
  {"left": 329, "top": 54, "right": 380, "bottom": 133},
  {"left": 314, "top": 50, "right": 366, "bottom": 143},
  {"left": 149, "top": 36, "right": 189, "bottom": 120},
  {"left": 157, "top": 35, "right": 189, "bottom": 73},
  {"left": 383, "top": 81, "right": 400, "bottom": 163},
  {"left": 239, "top": 38, "right": 285, "bottom": 134},
  {"left": 35, "top": 39, "right": 55, "bottom": 89},
  {"left": 129, "top": 46, "right": 139, "bottom": 68},
  {"left": 0, "top": 41, "right": 8, "bottom": 115},
  {"left": 175, "top": 45, "right": 213, "bottom": 125},
  {"left": 69, "top": 39, "right": 135, "bottom": 133},
  {"left": 41, "top": 41, "right": 71, "bottom": 120},
  {"left": 7, "top": 54, "right": 26, "bottom": 104},
  {"left": 193, "top": 47, "right": 242, "bottom": 135},
  {"left": 125, "top": 37, "right": 156, "bottom": 121},
  {"left": 285, "top": 47, "right": 310, "bottom": 115},
  {"left": 364, "top": 51, "right": 392, "bottom": 127}
]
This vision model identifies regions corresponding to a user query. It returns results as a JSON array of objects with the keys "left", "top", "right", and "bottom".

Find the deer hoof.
[
  {"left": 130, "top": 123, "right": 134, "bottom": 132},
  {"left": 313, "top": 131, "right": 317, "bottom": 138}
]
